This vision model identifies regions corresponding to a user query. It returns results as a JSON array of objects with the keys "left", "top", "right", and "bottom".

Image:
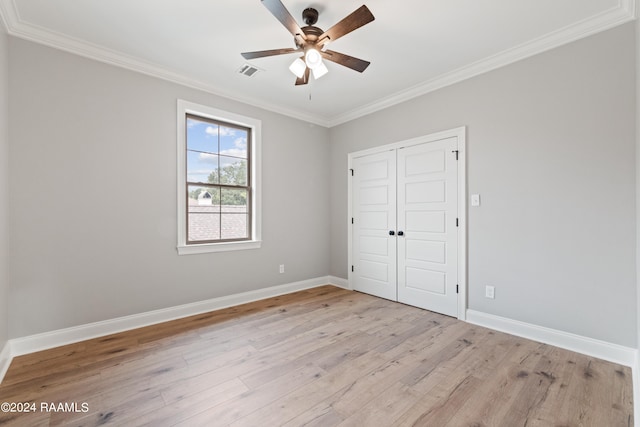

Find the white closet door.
[
  {"left": 397, "top": 138, "right": 458, "bottom": 316},
  {"left": 352, "top": 150, "right": 397, "bottom": 301}
]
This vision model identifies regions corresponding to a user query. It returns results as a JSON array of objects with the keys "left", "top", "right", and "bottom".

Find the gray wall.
[
  {"left": 329, "top": 23, "right": 637, "bottom": 347},
  {"left": 0, "top": 23, "right": 9, "bottom": 349},
  {"left": 4, "top": 22, "right": 637, "bottom": 350},
  {"left": 636, "top": 20, "right": 640, "bottom": 365},
  {"left": 7, "top": 38, "right": 330, "bottom": 338}
]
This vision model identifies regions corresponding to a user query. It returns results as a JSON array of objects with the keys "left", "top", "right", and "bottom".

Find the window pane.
[
  {"left": 187, "top": 117, "right": 219, "bottom": 154},
  {"left": 188, "top": 185, "right": 220, "bottom": 208},
  {"left": 188, "top": 185, "right": 221, "bottom": 242},
  {"left": 219, "top": 157, "right": 247, "bottom": 186},
  {"left": 221, "top": 188, "right": 248, "bottom": 212},
  {"left": 220, "top": 127, "right": 248, "bottom": 159},
  {"left": 187, "top": 151, "right": 218, "bottom": 184},
  {"left": 188, "top": 213, "right": 221, "bottom": 242},
  {"left": 221, "top": 214, "right": 248, "bottom": 240}
]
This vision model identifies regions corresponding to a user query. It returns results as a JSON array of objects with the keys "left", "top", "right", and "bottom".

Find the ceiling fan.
[{"left": 241, "top": 0, "right": 375, "bottom": 85}]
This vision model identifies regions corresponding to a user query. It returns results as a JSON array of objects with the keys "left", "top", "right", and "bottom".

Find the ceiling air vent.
[{"left": 238, "top": 64, "right": 260, "bottom": 77}]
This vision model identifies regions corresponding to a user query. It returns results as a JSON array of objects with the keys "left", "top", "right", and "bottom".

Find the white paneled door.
[
  {"left": 351, "top": 136, "right": 459, "bottom": 317},
  {"left": 351, "top": 150, "right": 397, "bottom": 301},
  {"left": 396, "top": 138, "right": 458, "bottom": 316}
]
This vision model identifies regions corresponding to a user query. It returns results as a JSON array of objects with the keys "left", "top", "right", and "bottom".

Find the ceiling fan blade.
[
  {"left": 261, "top": 0, "right": 307, "bottom": 40},
  {"left": 241, "top": 48, "right": 300, "bottom": 59},
  {"left": 321, "top": 50, "right": 370, "bottom": 73},
  {"left": 295, "top": 67, "right": 310, "bottom": 85},
  {"left": 318, "top": 5, "right": 374, "bottom": 44}
]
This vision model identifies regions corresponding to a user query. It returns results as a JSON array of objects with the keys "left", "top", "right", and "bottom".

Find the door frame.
[{"left": 347, "top": 126, "right": 467, "bottom": 320}]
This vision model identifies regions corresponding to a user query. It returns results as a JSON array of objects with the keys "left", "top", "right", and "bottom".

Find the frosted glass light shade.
[
  {"left": 304, "top": 48, "right": 322, "bottom": 69},
  {"left": 312, "top": 62, "right": 328, "bottom": 79},
  {"left": 289, "top": 58, "right": 306, "bottom": 78}
]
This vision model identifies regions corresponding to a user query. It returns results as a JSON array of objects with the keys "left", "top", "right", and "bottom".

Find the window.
[
  {"left": 186, "top": 114, "right": 251, "bottom": 243},
  {"left": 177, "top": 100, "right": 261, "bottom": 254}
]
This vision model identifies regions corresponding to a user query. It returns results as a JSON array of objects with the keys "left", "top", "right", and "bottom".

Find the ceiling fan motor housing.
[
  {"left": 302, "top": 7, "right": 319, "bottom": 25},
  {"left": 296, "top": 25, "right": 323, "bottom": 48}
]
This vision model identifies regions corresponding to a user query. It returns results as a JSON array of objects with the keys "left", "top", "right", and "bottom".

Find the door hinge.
[
  {"left": 452, "top": 150, "right": 459, "bottom": 160},
  {"left": 351, "top": 265, "right": 354, "bottom": 272},
  {"left": 350, "top": 168, "right": 354, "bottom": 176},
  {"left": 456, "top": 284, "right": 459, "bottom": 294},
  {"left": 456, "top": 218, "right": 459, "bottom": 227},
  {"left": 351, "top": 217, "right": 354, "bottom": 224}
]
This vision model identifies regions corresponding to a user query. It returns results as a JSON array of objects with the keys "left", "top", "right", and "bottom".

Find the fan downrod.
[{"left": 302, "top": 8, "right": 319, "bottom": 25}]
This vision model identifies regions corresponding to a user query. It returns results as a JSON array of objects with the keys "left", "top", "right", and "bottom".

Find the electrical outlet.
[
  {"left": 485, "top": 285, "right": 495, "bottom": 299},
  {"left": 279, "top": 264, "right": 285, "bottom": 274}
]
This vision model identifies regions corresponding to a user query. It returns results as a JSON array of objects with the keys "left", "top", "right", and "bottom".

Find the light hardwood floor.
[{"left": 0, "top": 285, "right": 633, "bottom": 426}]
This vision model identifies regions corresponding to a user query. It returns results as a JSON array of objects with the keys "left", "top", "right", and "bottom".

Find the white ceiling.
[{"left": 0, "top": 0, "right": 635, "bottom": 126}]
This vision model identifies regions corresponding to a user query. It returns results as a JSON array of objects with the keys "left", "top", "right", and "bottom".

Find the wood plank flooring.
[{"left": 0, "top": 285, "right": 633, "bottom": 426}]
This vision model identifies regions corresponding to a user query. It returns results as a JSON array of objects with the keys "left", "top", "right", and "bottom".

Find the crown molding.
[
  {"left": 0, "top": 0, "right": 330, "bottom": 127},
  {"left": 327, "top": 0, "right": 637, "bottom": 127},
  {"left": 0, "top": 0, "right": 635, "bottom": 128},
  {"left": 0, "top": 0, "right": 13, "bottom": 34},
  {"left": 0, "top": 0, "right": 13, "bottom": 23}
]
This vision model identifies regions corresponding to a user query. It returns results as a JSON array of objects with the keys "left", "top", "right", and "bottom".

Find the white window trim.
[{"left": 177, "top": 99, "right": 262, "bottom": 255}]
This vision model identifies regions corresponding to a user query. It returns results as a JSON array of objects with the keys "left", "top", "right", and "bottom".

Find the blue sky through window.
[{"left": 187, "top": 117, "right": 248, "bottom": 185}]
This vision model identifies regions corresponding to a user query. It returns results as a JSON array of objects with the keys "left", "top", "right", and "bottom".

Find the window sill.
[{"left": 177, "top": 240, "right": 262, "bottom": 255}]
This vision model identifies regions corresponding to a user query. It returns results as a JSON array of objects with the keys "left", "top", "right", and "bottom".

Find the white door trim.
[{"left": 347, "top": 126, "right": 467, "bottom": 320}]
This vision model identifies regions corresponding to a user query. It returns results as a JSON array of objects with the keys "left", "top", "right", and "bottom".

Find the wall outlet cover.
[{"left": 485, "top": 285, "right": 495, "bottom": 299}]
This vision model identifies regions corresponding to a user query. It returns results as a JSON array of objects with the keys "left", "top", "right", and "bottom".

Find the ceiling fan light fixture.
[
  {"left": 289, "top": 57, "right": 306, "bottom": 78},
  {"left": 304, "top": 47, "right": 322, "bottom": 69},
  {"left": 312, "top": 62, "right": 328, "bottom": 79},
  {"left": 241, "top": 2, "right": 374, "bottom": 86}
]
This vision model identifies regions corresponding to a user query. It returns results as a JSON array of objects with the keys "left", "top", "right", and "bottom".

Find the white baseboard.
[
  {"left": 466, "top": 309, "right": 636, "bottom": 368},
  {"left": 328, "top": 275, "right": 349, "bottom": 289},
  {"left": 8, "top": 276, "right": 339, "bottom": 359},
  {"left": 635, "top": 354, "right": 640, "bottom": 427},
  {"left": 0, "top": 341, "right": 11, "bottom": 383}
]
